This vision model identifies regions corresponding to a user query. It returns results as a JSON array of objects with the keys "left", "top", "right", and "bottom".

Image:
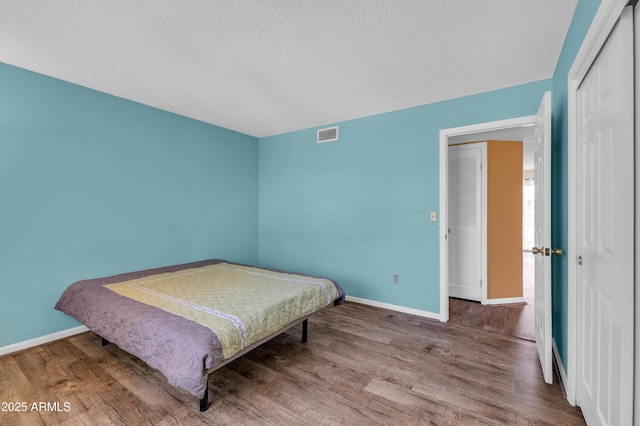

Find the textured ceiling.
[{"left": 0, "top": 1, "right": 577, "bottom": 138}]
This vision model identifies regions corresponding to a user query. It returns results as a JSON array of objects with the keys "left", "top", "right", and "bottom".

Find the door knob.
[
  {"left": 532, "top": 246, "right": 544, "bottom": 255},
  {"left": 532, "top": 246, "right": 562, "bottom": 256}
]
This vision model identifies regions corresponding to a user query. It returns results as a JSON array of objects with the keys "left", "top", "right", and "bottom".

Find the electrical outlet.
[
  {"left": 393, "top": 274, "right": 400, "bottom": 284},
  {"left": 430, "top": 211, "right": 437, "bottom": 222}
]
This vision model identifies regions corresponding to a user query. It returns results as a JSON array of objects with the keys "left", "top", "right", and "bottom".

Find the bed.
[{"left": 55, "top": 259, "right": 345, "bottom": 411}]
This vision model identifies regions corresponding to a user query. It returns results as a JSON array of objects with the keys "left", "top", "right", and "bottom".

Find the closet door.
[
  {"left": 575, "top": 7, "right": 634, "bottom": 424},
  {"left": 448, "top": 144, "right": 485, "bottom": 302}
]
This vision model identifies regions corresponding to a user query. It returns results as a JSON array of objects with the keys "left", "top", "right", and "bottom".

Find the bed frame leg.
[
  {"left": 302, "top": 319, "right": 308, "bottom": 343},
  {"left": 199, "top": 386, "right": 209, "bottom": 412},
  {"left": 101, "top": 337, "right": 110, "bottom": 346}
]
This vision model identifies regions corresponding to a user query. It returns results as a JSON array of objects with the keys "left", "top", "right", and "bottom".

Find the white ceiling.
[{"left": 0, "top": 1, "right": 577, "bottom": 138}]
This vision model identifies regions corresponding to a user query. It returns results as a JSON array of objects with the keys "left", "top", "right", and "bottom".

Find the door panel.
[
  {"left": 448, "top": 144, "right": 483, "bottom": 302},
  {"left": 534, "top": 91, "right": 552, "bottom": 384},
  {"left": 576, "top": 7, "right": 634, "bottom": 426}
]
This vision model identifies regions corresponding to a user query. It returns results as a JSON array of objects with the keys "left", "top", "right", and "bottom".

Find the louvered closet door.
[{"left": 448, "top": 144, "right": 484, "bottom": 302}]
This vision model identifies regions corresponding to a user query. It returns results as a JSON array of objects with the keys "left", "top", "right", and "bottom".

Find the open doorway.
[{"left": 443, "top": 123, "right": 537, "bottom": 341}]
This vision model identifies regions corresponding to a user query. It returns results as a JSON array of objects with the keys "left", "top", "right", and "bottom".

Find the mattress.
[{"left": 55, "top": 259, "right": 345, "bottom": 400}]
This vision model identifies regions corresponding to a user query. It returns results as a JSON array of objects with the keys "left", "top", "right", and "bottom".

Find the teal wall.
[
  {"left": 259, "top": 0, "right": 602, "bottom": 373},
  {"left": 2, "top": 0, "right": 602, "bottom": 362},
  {"left": 258, "top": 80, "right": 551, "bottom": 313},
  {"left": 0, "top": 63, "right": 259, "bottom": 347},
  {"left": 551, "top": 0, "right": 601, "bottom": 368}
]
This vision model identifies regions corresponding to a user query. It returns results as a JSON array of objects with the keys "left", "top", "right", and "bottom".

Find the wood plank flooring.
[
  {"left": 449, "top": 252, "right": 536, "bottom": 341},
  {"left": 0, "top": 301, "right": 584, "bottom": 425}
]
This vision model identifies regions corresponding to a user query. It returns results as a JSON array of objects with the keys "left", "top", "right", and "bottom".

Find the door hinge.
[{"left": 480, "top": 279, "right": 483, "bottom": 288}]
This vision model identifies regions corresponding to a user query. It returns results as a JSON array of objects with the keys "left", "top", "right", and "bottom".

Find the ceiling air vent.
[{"left": 317, "top": 126, "right": 338, "bottom": 143}]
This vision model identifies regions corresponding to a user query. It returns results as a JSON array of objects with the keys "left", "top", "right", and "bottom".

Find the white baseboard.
[
  {"left": 346, "top": 295, "right": 440, "bottom": 320},
  {"left": 0, "top": 326, "right": 89, "bottom": 357},
  {"left": 0, "top": 297, "right": 438, "bottom": 357},
  {"left": 552, "top": 338, "right": 570, "bottom": 401},
  {"left": 485, "top": 296, "right": 526, "bottom": 305}
]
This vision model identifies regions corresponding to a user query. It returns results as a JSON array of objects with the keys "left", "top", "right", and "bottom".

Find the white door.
[
  {"left": 448, "top": 144, "right": 484, "bottom": 302},
  {"left": 533, "top": 91, "right": 553, "bottom": 384},
  {"left": 576, "top": 7, "right": 634, "bottom": 426}
]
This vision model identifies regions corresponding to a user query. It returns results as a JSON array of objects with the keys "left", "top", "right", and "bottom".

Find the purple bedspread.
[{"left": 55, "top": 259, "right": 345, "bottom": 400}]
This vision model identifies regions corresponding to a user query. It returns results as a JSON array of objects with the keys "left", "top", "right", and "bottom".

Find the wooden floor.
[
  {"left": 449, "top": 252, "right": 536, "bottom": 341},
  {"left": 1, "top": 300, "right": 584, "bottom": 425}
]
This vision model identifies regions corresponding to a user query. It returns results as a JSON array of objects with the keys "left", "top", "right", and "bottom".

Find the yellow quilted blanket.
[{"left": 104, "top": 263, "right": 339, "bottom": 358}]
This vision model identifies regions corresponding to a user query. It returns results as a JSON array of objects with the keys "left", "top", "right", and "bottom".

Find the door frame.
[
  {"left": 566, "top": 0, "right": 632, "bottom": 407},
  {"left": 439, "top": 115, "right": 536, "bottom": 322}
]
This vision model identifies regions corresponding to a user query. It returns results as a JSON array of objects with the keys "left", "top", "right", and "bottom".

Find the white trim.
[
  {"left": 481, "top": 145, "right": 488, "bottom": 305},
  {"left": 485, "top": 297, "right": 526, "bottom": 305},
  {"left": 439, "top": 124, "right": 449, "bottom": 322},
  {"left": 553, "top": 338, "right": 569, "bottom": 397},
  {"left": 566, "top": 0, "right": 628, "bottom": 407},
  {"left": 0, "top": 326, "right": 89, "bottom": 357},
  {"left": 346, "top": 295, "right": 440, "bottom": 320},
  {"left": 635, "top": 5, "right": 640, "bottom": 422},
  {"left": 439, "top": 115, "right": 537, "bottom": 322}
]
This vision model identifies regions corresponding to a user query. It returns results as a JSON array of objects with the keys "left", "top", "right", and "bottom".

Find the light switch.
[{"left": 430, "top": 211, "right": 437, "bottom": 222}]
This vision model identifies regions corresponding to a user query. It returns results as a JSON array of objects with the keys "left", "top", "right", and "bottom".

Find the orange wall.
[{"left": 486, "top": 141, "right": 523, "bottom": 299}]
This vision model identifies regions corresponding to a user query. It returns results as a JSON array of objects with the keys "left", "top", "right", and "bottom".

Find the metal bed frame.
[{"left": 101, "top": 315, "right": 312, "bottom": 412}]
